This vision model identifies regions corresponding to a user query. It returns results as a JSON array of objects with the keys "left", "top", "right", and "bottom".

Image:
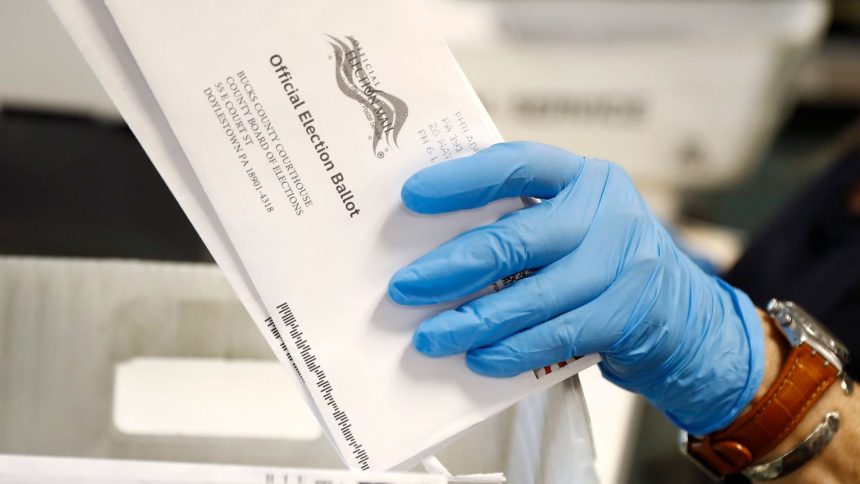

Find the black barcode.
[{"left": 276, "top": 302, "right": 371, "bottom": 470}]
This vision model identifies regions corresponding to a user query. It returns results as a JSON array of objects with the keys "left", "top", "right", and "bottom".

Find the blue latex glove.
[{"left": 388, "top": 142, "right": 764, "bottom": 435}]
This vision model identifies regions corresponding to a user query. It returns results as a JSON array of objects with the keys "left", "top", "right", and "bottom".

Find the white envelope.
[{"left": 51, "top": 0, "right": 599, "bottom": 471}]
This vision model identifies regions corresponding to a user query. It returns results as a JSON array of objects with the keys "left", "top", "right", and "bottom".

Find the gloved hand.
[{"left": 388, "top": 142, "right": 764, "bottom": 435}]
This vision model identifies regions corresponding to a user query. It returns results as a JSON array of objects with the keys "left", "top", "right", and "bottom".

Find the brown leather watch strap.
[{"left": 687, "top": 343, "right": 839, "bottom": 476}]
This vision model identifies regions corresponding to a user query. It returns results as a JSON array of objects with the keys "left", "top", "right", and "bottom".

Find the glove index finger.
[{"left": 401, "top": 141, "right": 585, "bottom": 214}]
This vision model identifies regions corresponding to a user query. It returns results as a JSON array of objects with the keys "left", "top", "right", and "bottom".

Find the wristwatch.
[{"left": 680, "top": 299, "right": 852, "bottom": 480}]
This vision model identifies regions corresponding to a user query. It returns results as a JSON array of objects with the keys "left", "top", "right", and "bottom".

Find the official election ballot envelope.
[
  {"left": 56, "top": 0, "right": 600, "bottom": 471},
  {"left": 0, "top": 454, "right": 445, "bottom": 484}
]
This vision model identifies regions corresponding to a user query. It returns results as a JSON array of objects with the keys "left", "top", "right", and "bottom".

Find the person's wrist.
[
  {"left": 747, "top": 311, "right": 858, "bottom": 482},
  {"left": 684, "top": 302, "right": 849, "bottom": 480},
  {"left": 748, "top": 308, "right": 790, "bottom": 406}
]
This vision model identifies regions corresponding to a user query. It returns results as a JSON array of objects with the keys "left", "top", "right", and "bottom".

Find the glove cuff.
[{"left": 679, "top": 281, "right": 765, "bottom": 435}]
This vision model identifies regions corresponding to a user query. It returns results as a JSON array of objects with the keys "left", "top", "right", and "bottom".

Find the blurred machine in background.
[
  {"left": 2, "top": 1, "right": 859, "bottom": 483},
  {"left": 436, "top": 1, "right": 827, "bottom": 197}
]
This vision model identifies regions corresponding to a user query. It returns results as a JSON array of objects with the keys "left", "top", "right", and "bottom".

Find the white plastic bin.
[{"left": 0, "top": 256, "right": 595, "bottom": 482}]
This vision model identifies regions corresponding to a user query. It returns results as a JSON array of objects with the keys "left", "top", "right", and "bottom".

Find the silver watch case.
[{"left": 766, "top": 299, "right": 851, "bottom": 375}]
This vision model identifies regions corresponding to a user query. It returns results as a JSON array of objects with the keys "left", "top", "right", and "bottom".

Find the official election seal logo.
[{"left": 328, "top": 35, "right": 408, "bottom": 158}]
